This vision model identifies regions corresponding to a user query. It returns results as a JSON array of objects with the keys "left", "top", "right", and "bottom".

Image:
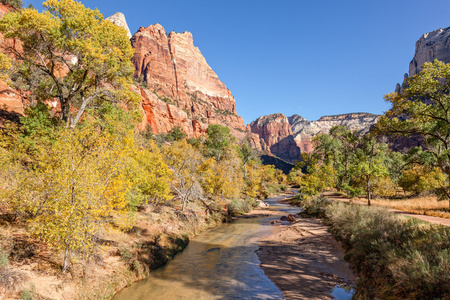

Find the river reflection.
[{"left": 113, "top": 195, "right": 300, "bottom": 300}]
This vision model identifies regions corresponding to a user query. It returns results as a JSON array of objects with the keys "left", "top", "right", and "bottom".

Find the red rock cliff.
[
  {"left": 250, "top": 113, "right": 301, "bottom": 163},
  {"left": 131, "top": 24, "right": 249, "bottom": 139}
]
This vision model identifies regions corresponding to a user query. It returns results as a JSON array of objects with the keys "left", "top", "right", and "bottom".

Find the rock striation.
[{"left": 131, "top": 24, "right": 250, "bottom": 140}]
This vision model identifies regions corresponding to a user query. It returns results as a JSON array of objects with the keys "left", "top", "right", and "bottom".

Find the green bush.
[
  {"left": 301, "top": 196, "right": 332, "bottom": 218},
  {"left": 227, "top": 199, "right": 252, "bottom": 217},
  {"left": 326, "top": 202, "right": 450, "bottom": 299}
]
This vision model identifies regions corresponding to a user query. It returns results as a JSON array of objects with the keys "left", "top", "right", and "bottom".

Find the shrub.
[
  {"left": 301, "top": 196, "right": 332, "bottom": 218},
  {"left": 326, "top": 202, "right": 450, "bottom": 299},
  {"left": 227, "top": 199, "right": 252, "bottom": 217}
]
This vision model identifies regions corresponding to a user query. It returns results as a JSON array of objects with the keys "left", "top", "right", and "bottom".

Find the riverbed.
[{"left": 113, "top": 194, "right": 355, "bottom": 299}]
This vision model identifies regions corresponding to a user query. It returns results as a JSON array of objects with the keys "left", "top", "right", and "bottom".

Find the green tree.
[
  {"left": 0, "top": 0, "right": 139, "bottom": 127},
  {"left": 204, "top": 124, "right": 233, "bottom": 160},
  {"left": 166, "top": 126, "right": 186, "bottom": 141},
  {"left": 377, "top": 60, "right": 450, "bottom": 208},
  {"left": 351, "top": 136, "right": 389, "bottom": 205},
  {"left": 237, "top": 137, "right": 254, "bottom": 177}
]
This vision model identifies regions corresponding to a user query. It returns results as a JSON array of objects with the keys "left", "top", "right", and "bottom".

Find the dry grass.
[{"left": 372, "top": 195, "right": 450, "bottom": 219}]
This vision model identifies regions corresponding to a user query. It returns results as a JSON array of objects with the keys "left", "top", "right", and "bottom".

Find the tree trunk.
[
  {"left": 367, "top": 177, "right": 371, "bottom": 206},
  {"left": 62, "top": 239, "right": 70, "bottom": 273}
]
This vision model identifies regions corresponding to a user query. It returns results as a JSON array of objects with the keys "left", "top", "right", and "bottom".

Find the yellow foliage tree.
[
  {"left": 3, "top": 122, "right": 137, "bottom": 272},
  {"left": 163, "top": 140, "right": 205, "bottom": 211},
  {"left": 399, "top": 165, "right": 446, "bottom": 195},
  {"left": 0, "top": 0, "right": 139, "bottom": 127}
]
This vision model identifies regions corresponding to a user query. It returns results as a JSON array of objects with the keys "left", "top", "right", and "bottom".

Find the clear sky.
[{"left": 23, "top": 0, "right": 450, "bottom": 124}]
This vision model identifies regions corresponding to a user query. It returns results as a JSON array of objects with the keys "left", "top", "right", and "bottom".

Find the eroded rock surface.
[
  {"left": 106, "top": 12, "right": 132, "bottom": 39},
  {"left": 250, "top": 114, "right": 301, "bottom": 163}
]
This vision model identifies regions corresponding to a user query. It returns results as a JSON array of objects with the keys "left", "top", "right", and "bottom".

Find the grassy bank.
[{"left": 291, "top": 195, "right": 450, "bottom": 299}]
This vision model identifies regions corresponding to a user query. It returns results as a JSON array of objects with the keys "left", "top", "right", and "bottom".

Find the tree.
[
  {"left": 166, "top": 126, "right": 186, "bottom": 141},
  {"left": 3, "top": 122, "right": 135, "bottom": 272},
  {"left": 377, "top": 60, "right": 450, "bottom": 208},
  {"left": 398, "top": 165, "right": 446, "bottom": 195},
  {"left": 0, "top": 0, "right": 139, "bottom": 127},
  {"left": 164, "top": 140, "right": 205, "bottom": 211},
  {"left": 204, "top": 124, "right": 233, "bottom": 160},
  {"left": 351, "top": 135, "right": 389, "bottom": 205},
  {"left": 237, "top": 137, "right": 254, "bottom": 177}
]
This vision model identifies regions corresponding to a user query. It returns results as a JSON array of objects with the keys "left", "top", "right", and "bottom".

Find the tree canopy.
[
  {"left": 0, "top": 0, "right": 139, "bottom": 127},
  {"left": 377, "top": 60, "right": 450, "bottom": 207}
]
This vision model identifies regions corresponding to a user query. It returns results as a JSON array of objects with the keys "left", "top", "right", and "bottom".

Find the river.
[{"left": 113, "top": 195, "right": 300, "bottom": 300}]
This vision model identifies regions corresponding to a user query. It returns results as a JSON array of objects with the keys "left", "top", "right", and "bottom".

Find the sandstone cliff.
[
  {"left": 106, "top": 12, "right": 132, "bottom": 39},
  {"left": 250, "top": 114, "right": 300, "bottom": 163},
  {"left": 396, "top": 26, "right": 450, "bottom": 94},
  {"left": 130, "top": 24, "right": 250, "bottom": 140},
  {"left": 0, "top": 10, "right": 259, "bottom": 145}
]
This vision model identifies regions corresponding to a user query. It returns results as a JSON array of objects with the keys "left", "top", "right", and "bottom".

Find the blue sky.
[{"left": 24, "top": 0, "right": 450, "bottom": 124}]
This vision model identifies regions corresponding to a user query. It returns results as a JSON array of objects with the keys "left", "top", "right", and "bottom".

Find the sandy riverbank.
[{"left": 254, "top": 200, "right": 356, "bottom": 300}]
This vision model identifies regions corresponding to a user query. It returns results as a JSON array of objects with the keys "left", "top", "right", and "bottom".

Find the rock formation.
[
  {"left": 106, "top": 12, "right": 132, "bottom": 39},
  {"left": 250, "top": 114, "right": 301, "bottom": 163},
  {"left": 409, "top": 27, "right": 450, "bottom": 77},
  {"left": 130, "top": 23, "right": 251, "bottom": 140},
  {"left": 0, "top": 9, "right": 260, "bottom": 145}
]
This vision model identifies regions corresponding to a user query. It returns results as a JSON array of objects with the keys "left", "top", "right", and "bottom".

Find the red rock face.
[
  {"left": 250, "top": 113, "right": 301, "bottom": 163},
  {"left": 131, "top": 24, "right": 248, "bottom": 139}
]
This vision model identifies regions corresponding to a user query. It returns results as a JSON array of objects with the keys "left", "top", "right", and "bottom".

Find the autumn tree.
[
  {"left": 0, "top": 0, "right": 138, "bottom": 127},
  {"left": 164, "top": 140, "right": 205, "bottom": 211},
  {"left": 377, "top": 60, "right": 450, "bottom": 208},
  {"left": 3, "top": 121, "right": 136, "bottom": 272}
]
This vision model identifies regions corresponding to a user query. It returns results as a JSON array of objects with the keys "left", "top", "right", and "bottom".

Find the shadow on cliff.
[{"left": 268, "top": 135, "right": 301, "bottom": 166}]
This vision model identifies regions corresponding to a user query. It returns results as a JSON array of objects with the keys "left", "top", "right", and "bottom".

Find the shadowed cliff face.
[{"left": 250, "top": 114, "right": 301, "bottom": 164}]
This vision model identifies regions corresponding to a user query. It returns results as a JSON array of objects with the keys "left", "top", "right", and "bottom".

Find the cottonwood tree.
[
  {"left": 352, "top": 136, "right": 389, "bottom": 206},
  {"left": 377, "top": 60, "right": 450, "bottom": 209},
  {"left": 3, "top": 122, "right": 135, "bottom": 272},
  {"left": 164, "top": 140, "right": 205, "bottom": 211},
  {"left": 0, "top": 0, "right": 138, "bottom": 127}
]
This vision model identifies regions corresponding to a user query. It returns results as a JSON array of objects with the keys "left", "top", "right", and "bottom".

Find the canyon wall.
[
  {"left": 409, "top": 27, "right": 450, "bottom": 77},
  {"left": 250, "top": 114, "right": 300, "bottom": 163},
  {"left": 396, "top": 26, "right": 450, "bottom": 94}
]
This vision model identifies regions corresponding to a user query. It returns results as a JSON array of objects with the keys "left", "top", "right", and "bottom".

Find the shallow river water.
[{"left": 113, "top": 195, "right": 355, "bottom": 299}]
